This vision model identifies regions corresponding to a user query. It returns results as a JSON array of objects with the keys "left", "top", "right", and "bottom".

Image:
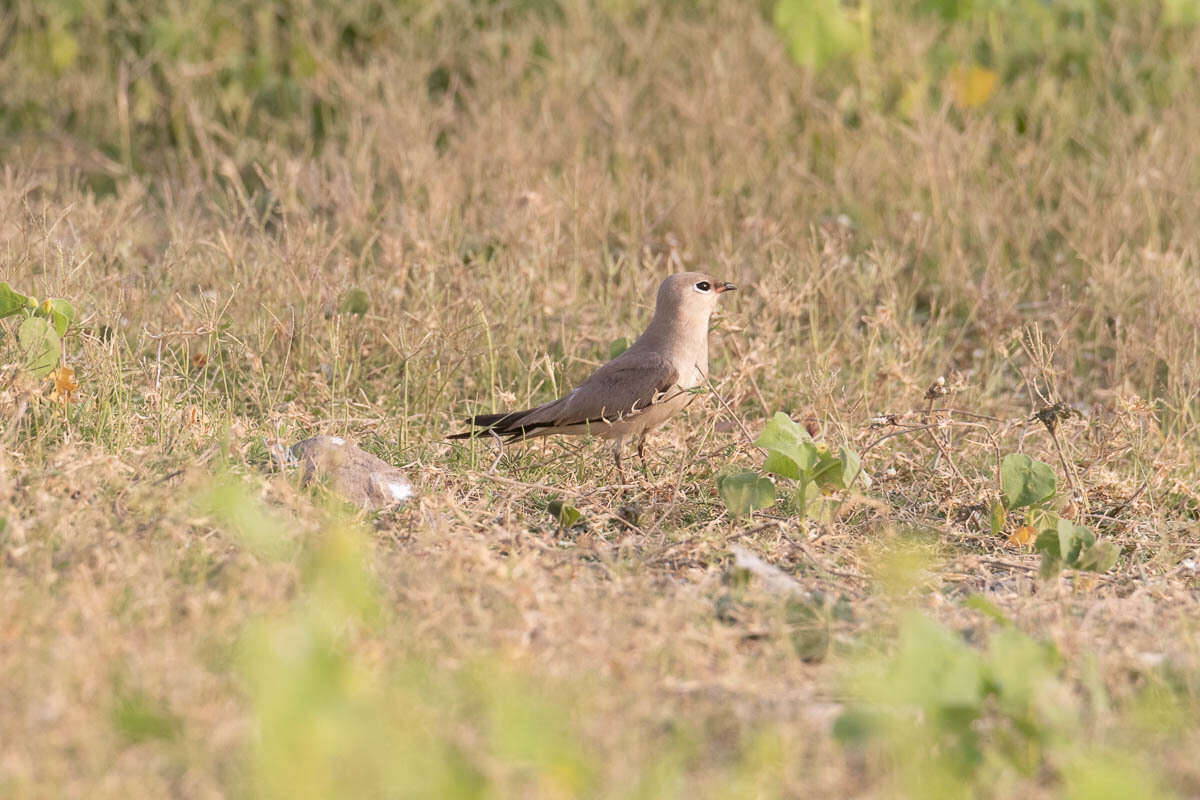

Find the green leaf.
[
  {"left": 49, "top": 29, "right": 80, "bottom": 73},
  {"left": 811, "top": 448, "right": 868, "bottom": 491},
  {"left": 0, "top": 283, "right": 31, "bottom": 318},
  {"left": 832, "top": 709, "right": 878, "bottom": 744},
  {"left": 197, "top": 476, "right": 298, "bottom": 562},
  {"left": 1034, "top": 527, "right": 1064, "bottom": 579},
  {"left": 717, "top": 471, "right": 776, "bottom": 519},
  {"left": 1035, "top": 518, "right": 1109, "bottom": 576},
  {"left": 608, "top": 337, "right": 629, "bottom": 359},
  {"left": 790, "top": 479, "right": 820, "bottom": 520},
  {"left": 1029, "top": 505, "right": 1057, "bottom": 534},
  {"left": 773, "top": 0, "right": 864, "bottom": 70},
  {"left": 892, "top": 613, "right": 984, "bottom": 709},
  {"left": 1164, "top": 0, "right": 1200, "bottom": 27},
  {"left": 18, "top": 316, "right": 60, "bottom": 377},
  {"left": 46, "top": 298, "right": 76, "bottom": 336},
  {"left": 1075, "top": 540, "right": 1119, "bottom": 573},
  {"left": 112, "top": 689, "right": 182, "bottom": 743},
  {"left": 756, "top": 412, "right": 817, "bottom": 479},
  {"left": 34, "top": 297, "right": 76, "bottom": 336},
  {"left": 833, "top": 445, "right": 865, "bottom": 489},
  {"left": 756, "top": 411, "right": 814, "bottom": 445},
  {"left": 763, "top": 450, "right": 802, "bottom": 480},
  {"left": 1057, "top": 519, "right": 1077, "bottom": 562},
  {"left": 989, "top": 501, "right": 1006, "bottom": 537},
  {"left": 1034, "top": 526, "right": 1062, "bottom": 560},
  {"left": 1000, "top": 454, "right": 1057, "bottom": 510},
  {"left": 786, "top": 599, "right": 830, "bottom": 662},
  {"left": 338, "top": 288, "right": 370, "bottom": 315},
  {"left": 985, "top": 627, "right": 1062, "bottom": 714},
  {"left": 1057, "top": 518, "right": 1094, "bottom": 564},
  {"left": 964, "top": 594, "right": 1012, "bottom": 626},
  {"left": 547, "top": 499, "right": 583, "bottom": 529},
  {"left": 811, "top": 447, "right": 844, "bottom": 489}
]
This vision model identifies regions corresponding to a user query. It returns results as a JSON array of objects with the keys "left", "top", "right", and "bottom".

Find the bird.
[{"left": 450, "top": 271, "right": 736, "bottom": 479}]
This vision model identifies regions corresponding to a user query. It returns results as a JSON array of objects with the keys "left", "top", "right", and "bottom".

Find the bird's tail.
[{"left": 447, "top": 408, "right": 537, "bottom": 440}]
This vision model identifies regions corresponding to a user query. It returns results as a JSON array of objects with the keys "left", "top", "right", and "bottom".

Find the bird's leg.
[
  {"left": 636, "top": 432, "right": 649, "bottom": 476},
  {"left": 487, "top": 428, "right": 505, "bottom": 472},
  {"left": 611, "top": 441, "right": 628, "bottom": 488}
]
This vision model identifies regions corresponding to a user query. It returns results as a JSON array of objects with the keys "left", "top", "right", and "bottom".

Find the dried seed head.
[{"left": 924, "top": 376, "right": 949, "bottom": 401}]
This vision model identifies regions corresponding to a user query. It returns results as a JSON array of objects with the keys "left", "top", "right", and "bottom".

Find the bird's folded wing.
[{"left": 518, "top": 353, "right": 682, "bottom": 429}]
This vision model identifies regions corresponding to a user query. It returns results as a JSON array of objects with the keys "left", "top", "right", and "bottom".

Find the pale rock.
[{"left": 290, "top": 436, "right": 413, "bottom": 510}]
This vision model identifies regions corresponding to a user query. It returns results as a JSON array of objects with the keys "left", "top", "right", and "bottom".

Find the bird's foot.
[{"left": 634, "top": 435, "right": 652, "bottom": 482}]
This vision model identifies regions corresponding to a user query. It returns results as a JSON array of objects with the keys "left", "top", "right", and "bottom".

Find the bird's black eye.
[{"left": 695, "top": 281, "right": 711, "bottom": 292}]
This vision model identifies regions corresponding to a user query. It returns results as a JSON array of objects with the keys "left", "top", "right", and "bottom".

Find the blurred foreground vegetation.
[{"left": 7, "top": 1, "right": 1199, "bottom": 174}]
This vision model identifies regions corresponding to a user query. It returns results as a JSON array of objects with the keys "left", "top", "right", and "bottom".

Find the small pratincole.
[{"left": 450, "top": 272, "right": 736, "bottom": 478}]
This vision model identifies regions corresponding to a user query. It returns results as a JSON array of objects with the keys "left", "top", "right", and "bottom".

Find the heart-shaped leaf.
[
  {"left": 717, "top": 471, "right": 776, "bottom": 519},
  {"left": 1000, "top": 454, "right": 1057, "bottom": 510},
  {"left": 756, "top": 412, "right": 817, "bottom": 479},
  {"left": 0, "top": 283, "right": 31, "bottom": 318},
  {"left": 763, "top": 449, "right": 803, "bottom": 480},
  {"left": 18, "top": 316, "right": 60, "bottom": 377}
]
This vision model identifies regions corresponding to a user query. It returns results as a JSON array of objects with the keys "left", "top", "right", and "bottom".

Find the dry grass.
[{"left": 2, "top": 1, "right": 1200, "bottom": 797}]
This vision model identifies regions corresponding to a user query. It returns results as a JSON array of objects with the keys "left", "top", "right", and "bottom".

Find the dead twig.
[
  {"left": 1032, "top": 403, "right": 1090, "bottom": 515},
  {"left": 924, "top": 425, "right": 971, "bottom": 490},
  {"left": 1100, "top": 478, "right": 1150, "bottom": 521},
  {"left": 473, "top": 470, "right": 648, "bottom": 535},
  {"left": 936, "top": 408, "right": 1003, "bottom": 422},
  {"left": 701, "top": 367, "right": 764, "bottom": 455}
]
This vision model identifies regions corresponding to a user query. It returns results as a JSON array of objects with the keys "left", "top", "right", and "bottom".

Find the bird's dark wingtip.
[{"left": 449, "top": 410, "right": 524, "bottom": 441}]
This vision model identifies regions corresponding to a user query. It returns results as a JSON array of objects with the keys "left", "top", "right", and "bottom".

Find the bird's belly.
[{"left": 631, "top": 389, "right": 695, "bottom": 434}]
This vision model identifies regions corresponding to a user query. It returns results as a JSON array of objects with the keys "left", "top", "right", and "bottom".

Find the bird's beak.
[{"left": 715, "top": 282, "right": 736, "bottom": 293}]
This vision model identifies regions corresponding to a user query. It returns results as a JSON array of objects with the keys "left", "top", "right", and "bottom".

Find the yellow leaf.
[
  {"left": 49, "top": 30, "right": 80, "bottom": 73},
  {"left": 1007, "top": 525, "right": 1036, "bottom": 547},
  {"left": 48, "top": 365, "right": 80, "bottom": 404},
  {"left": 949, "top": 64, "right": 997, "bottom": 109}
]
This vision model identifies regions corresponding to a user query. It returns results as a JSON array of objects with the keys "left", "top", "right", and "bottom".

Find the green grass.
[{"left": 2, "top": 1, "right": 1200, "bottom": 797}]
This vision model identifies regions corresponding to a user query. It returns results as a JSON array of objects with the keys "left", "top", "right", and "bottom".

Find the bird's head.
[{"left": 654, "top": 271, "right": 736, "bottom": 322}]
